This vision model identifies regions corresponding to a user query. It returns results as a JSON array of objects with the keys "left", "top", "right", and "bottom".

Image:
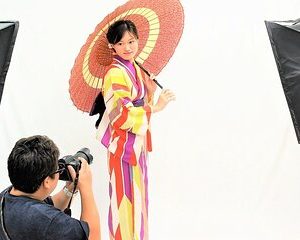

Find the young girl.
[{"left": 97, "top": 19, "right": 175, "bottom": 240}]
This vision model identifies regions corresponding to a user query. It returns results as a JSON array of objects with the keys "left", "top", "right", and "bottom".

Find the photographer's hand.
[
  {"left": 51, "top": 174, "right": 78, "bottom": 211},
  {"left": 71, "top": 158, "right": 93, "bottom": 190}
]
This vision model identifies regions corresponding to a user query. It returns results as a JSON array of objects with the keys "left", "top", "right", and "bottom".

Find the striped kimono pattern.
[{"left": 97, "top": 57, "right": 156, "bottom": 240}]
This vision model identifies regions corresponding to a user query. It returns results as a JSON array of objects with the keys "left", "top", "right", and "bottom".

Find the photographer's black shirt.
[{"left": 0, "top": 187, "right": 89, "bottom": 240}]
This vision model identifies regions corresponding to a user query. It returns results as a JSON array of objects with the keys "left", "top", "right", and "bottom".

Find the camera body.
[{"left": 58, "top": 148, "right": 93, "bottom": 181}]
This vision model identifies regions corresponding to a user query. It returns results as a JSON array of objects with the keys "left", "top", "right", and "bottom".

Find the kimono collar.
[
  {"left": 114, "top": 56, "right": 136, "bottom": 80},
  {"left": 112, "top": 56, "right": 145, "bottom": 100}
]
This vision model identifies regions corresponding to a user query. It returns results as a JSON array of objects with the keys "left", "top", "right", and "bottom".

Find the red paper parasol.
[{"left": 69, "top": 0, "right": 184, "bottom": 112}]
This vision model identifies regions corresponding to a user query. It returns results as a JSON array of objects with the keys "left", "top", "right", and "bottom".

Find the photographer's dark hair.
[
  {"left": 8, "top": 135, "right": 59, "bottom": 193},
  {"left": 106, "top": 19, "right": 139, "bottom": 44}
]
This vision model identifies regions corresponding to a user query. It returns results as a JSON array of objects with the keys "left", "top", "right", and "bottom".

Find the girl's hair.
[{"left": 106, "top": 20, "right": 138, "bottom": 44}]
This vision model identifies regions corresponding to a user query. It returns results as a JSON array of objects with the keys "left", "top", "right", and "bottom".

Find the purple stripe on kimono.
[
  {"left": 122, "top": 160, "right": 132, "bottom": 201},
  {"left": 101, "top": 126, "right": 111, "bottom": 148},
  {"left": 123, "top": 132, "right": 136, "bottom": 161}
]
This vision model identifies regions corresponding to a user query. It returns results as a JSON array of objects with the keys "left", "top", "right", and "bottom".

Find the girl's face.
[{"left": 113, "top": 31, "right": 138, "bottom": 62}]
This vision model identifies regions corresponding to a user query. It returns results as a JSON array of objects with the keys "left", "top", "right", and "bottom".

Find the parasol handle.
[{"left": 134, "top": 61, "right": 163, "bottom": 89}]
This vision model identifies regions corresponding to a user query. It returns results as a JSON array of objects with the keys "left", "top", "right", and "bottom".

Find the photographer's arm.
[
  {"left": 51, "top": 182, "right": 76, "bottom": 211},
  {"left": 73, "top": 159, "right": 101, "bottom": 240},
  {"left": 79, "top": 183, "right": 100, "bottom": 240}
]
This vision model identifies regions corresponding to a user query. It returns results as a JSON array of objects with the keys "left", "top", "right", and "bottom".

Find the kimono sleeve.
[{"left": 103, "top": 67, "right": 152, "bottom": 136}]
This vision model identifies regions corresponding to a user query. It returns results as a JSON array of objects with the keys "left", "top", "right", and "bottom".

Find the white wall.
[{"left": 2, "top": 0, "right": 300, "bottom": 239}]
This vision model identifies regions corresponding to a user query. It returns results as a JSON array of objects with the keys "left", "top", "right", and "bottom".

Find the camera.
[{"left": 58, "top": 148, "right": 93, "bottom": 181}]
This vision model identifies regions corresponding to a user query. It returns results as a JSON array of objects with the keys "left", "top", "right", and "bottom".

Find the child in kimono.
[{"left": 97, "top": 19, "right": 175, "bottom": 240}]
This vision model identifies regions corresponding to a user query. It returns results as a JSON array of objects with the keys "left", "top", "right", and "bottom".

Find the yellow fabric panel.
[
  {"left": 119, "top": 196, "right": 133, "bottom": 240},
  {"left": 133, "top": 164, "right": 142, "bottom": 189}
]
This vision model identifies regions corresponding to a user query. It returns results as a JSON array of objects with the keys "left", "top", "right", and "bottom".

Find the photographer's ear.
[{"left": 42, "top": 176, "right": 53, "bottom": 190}]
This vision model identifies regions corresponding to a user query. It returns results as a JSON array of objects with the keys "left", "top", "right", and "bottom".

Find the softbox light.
[
  {"left": 0, "top": 21, "right": 19, "bottom": 105},
  {"left": 265, "top": 19, "right": 300, "bottom": 143}
]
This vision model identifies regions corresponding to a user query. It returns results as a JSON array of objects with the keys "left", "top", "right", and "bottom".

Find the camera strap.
[
  {"left": 64, "top": 169, "right": 80, "bottom": 217},
  {"left": 0, "top": 190, "right": 11, "bottom": 240}
]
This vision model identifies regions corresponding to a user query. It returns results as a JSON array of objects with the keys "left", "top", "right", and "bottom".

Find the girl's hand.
[{"left": 153, "top": 89, "right": 176, "bottom": 113}]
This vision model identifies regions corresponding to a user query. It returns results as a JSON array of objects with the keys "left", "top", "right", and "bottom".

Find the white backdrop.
[{"left": 2, "top": 0, "right": 300, "bottom": 239}]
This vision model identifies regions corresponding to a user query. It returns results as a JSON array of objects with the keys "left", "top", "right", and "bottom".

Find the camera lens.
[
  {"left": 58, "top": 148, "right": 93, "bottom": 181},
  {"left": 73, "top": 148, "right": 93, "bottom": 164}
]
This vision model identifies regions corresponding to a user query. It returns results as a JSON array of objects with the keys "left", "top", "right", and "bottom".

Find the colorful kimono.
[{"left": 97, "top": 56, "right": 156, "bottom": 240}]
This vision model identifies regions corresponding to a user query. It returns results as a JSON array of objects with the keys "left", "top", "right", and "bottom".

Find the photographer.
[{"left": 0, "top": 135, "right": 100, "bottom": 240}]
